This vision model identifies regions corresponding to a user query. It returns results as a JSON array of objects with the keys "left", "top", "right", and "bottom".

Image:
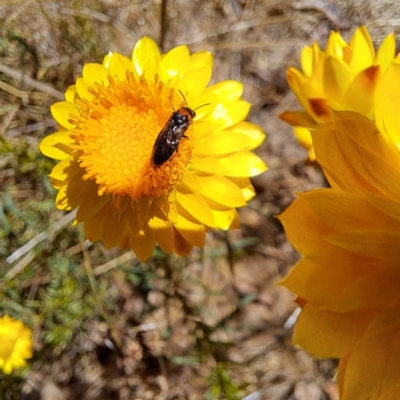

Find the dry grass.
[{"left": 1, "top": 0, "right": 399, "bottom": 399}]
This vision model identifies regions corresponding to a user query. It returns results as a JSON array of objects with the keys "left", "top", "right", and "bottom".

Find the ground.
[{"left": 0, "top": 0, "right": 399, "bottom": 399}]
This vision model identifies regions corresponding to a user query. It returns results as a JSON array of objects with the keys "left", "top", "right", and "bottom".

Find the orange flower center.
[{"left": 70, "top": 73, "right": 194, "bottom": 199}]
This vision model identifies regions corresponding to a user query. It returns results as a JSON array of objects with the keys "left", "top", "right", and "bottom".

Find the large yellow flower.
[
  {"left": 279, "top": 110, "right": 400, "bottom": 400},
  {"left": 280, "top": 26, "right": 396, "bottom": 159},
  {"left": 0, "top": 315, "right": 33, "bottom": 374},
  {"left": 40, "top": 37, "right": 267, "bottom": 261}
]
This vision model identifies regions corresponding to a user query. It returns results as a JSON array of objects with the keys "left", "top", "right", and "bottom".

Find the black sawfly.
[{"left": 151, "top": 91, "right": 210, "bottom": 167}]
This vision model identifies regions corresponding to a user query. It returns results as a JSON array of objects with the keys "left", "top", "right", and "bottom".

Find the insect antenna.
[
  {"left": 193, "top": 102, "right": 212, "bottom": 112},
  {"left": 178, "top": 89, "right": 211, "bottom": 112},
  {"left": 178, "top": 89, "right": 189, "bottom": 107},
  {"left": 168, "top": 91, "right": 176, "bottom": 111}
]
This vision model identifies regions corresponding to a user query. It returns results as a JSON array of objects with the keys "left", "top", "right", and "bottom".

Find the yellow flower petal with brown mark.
[
  {"left": 281, "top": 26, "right": 396, "bottom": 160},
  {"left": 280, "top": 110, "right": 400, "bottom": 400}
]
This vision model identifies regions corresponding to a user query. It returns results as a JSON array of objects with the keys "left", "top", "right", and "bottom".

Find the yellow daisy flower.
[
  {"left": 280, "top": 26, "right": 396, "bottom": 160},
  {"left": 40, "top": 37, "right": 267, "bottom": 261},
  {"left": 279, "top": 110, "right": 400, "bottom": 400},
  {"left": 0, "top": 315, "right": 33, "bottom": 374}
]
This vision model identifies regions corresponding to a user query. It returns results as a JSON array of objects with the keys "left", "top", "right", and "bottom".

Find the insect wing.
[
  {"left": 151, "top": 123, "right": 176, "bottom": 166},
  {"left": 151, "top": 108, "right": 195, "bottom": 167}
]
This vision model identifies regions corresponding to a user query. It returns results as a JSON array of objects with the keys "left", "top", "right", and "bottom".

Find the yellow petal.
[
  {"left": 308, "top": 98, "right": 332, "bottom": 121},
  {"left": 132, "top": 36, "right": 161, "bottom": 79},
  {"left": 53, "top": 160, "right": 86, "bottom": 209},
  {"left": 212, "top": 208, "right": 240, "bottom": 230},
  {"left": 82, "top": 63, "right": 109, "bottom": 85},
  {"left": 334, "top": 268, "right": 400, "bottom": 311},
  {"left": 195, "top": 174, "right": 247, "bottom": 208},
  {"left": 281, "top": 248, "right": 366, "bottom": 307},
  {"left": 202, "top": 121, "right": 265, "bottom": 156},
  {"left": 175, "top": 190, "right": 216, "bottom": 228},
  {"left": 312, "top": 111, "right": 400, "bottom": 198},
  {"left": 202, "top": 130, "right": 259, "bottom": 157},
  {"left": 76, "top": 64, "right": 109, "bottom": 100},
  {"left": 148, "top": 216, "right": 174, "bottom": 254},
  {"left": 51, "top": 102, "right": 79, "bottom": 130},
  {"left": 227, "top": 121, "right": 266, "bottom": 149},
  {"left": 39, "top": 131, "right": 74, "bottom": 160},
  {"left": 340, "top": 302, "right": 400, "bottom": 400},
  {"left": 129, "top": 225, "right": 155, "bottom": 262},
  {"left": 293, "top": 126, "right": 314, "bottom": 157},
  {"left": 49, "top": 157, "right": 72, "bottom": 182},
  {"left": 325, "top": 31, "right": 348, "bottom": 59},
  {"left": 76, "top": 184, "right": 110, "bottom": 221},
  {"left": 199, "top": 80, "right": 243, "bottom": 102},
  {"left": 204, "top": 100, "right": 251, "bottom": 129},
  {"left": 306, "top": 146, "right": 316, "bottom": 161},
  {"left": 278, "top": 195, "right": 332, "bottom": 255},
  {"left": 309, "top": 41, "right": 325, "bottom": 84},
  {"left": 190, "top": 156, "right": 228, "bottom": 174},
  {"left": 173, "top": 228, "right": 194, "bottom": 256},
  {"left": 179, "top": 51, "right": 213, "bottom": 99},
  {"left": 125, "top": 197, "right": 151, "bottom": 238},
  {"left": 53, "top": 158, "right": 86, "bottom": 210},
  {"left": 343, "top": 65, "right": 379, "bottom": 116},
  {"left": 375, "top": 61, "right": 400, "bottom": 145},
  {"left": 293, "top": 304, "right": 376, "bottom": 358},
  {"left": 187, "top": 51, "right": 213, "bottom": 73},
  {"left": 65, "top": 85, "right": 76, "bottom": 102},
  {"left": 375, "top": 32, "right": 396, "bottom": 74},
  {"left": 322, "top": 55, "right": 352, "bottom": 102},
  {"left": 375, "top": 385, "right": 400, "bottom": 400},
  {"left": 159, "top": 45, "right": 190, "bottom": 82},
  {"left": 85, "top": 201, "right": 129, "bottom": 248},
  {"left": 55, "top": 185, "right": 71, "bottom": 210},
  {"left": 192, "top": 120, "right": 221, "bottom": 140},
  {"left": 163, "top": 193, "right": 178, "bottom": 224},
  {"left": 348, "top": 26, "right": 375, "bottom": 75},
  {"left": 279, "top": 111, "right": 316, "bottom": 128},
  {"left": 218, "top": 151, "right": 267, "bottom": 177},
  {"left": 327, "top": 229, "right": 400, "bottom": 262},
  {"left": 174, "top": 214, "right": 206, "bottom": 248},
  {"left": 335, "top": 112, "right": 400, "bottom": 199},
  {"left": 0, "top": 316, "right": 32, "bottom": 374},
  {"left": 84, "top": 206, "right": 108, "bottom": 242},
  {"left": 362, "top": 191, "right": 400, "bottom": 224},
  {"left": 102, "top": 209, "right": 129, "bottom": 248},
  {"left": 301, "top": 189, "right": 394, "bottom": 234},
  {"left": 286, "top": 67, "right": 319, "bottom": 115},
  {"left": 300, "top": 45, "right": 314, "bottom": 77},
  {"left": 281, "top": 247, "right": 400, "bottom": 312},
  {"left": 229, "top": 177, "right": 255, "bottom": 201},
  {"left": 177, "top": 171, "right": 200, "bottom": 193},
  {"left": 102, "top": 51, "right": 112, "bottom": 68},
  {"left": 108, "top": 52, "right": 137, "bottom": 81},
  {"left": 75, "top": 78, "right": 94, "bottom": 101}
]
